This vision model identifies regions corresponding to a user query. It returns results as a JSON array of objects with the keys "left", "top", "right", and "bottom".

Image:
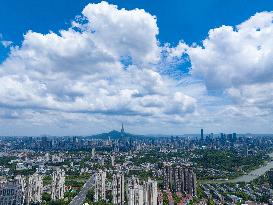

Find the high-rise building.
[
  {"left": 163, "top": 165, "right": 196, "bottom": 196},
  {"left": 201, "top": 129, "right": 204, "bottom": 141},
  {"left": 0, "top": 176, "right": 25, "bottom": 205},
  {"left": 25, "top": 172, "right": 43, "bottom": 205},
  {"left": 94, "top": 170, "right": 106, "bottom": 202},
  {"left": 174, "top": 166, "right": 185, "bottom": 193},
  {"left": 127, "top": 177, "right": 157, "bottom": 205},
  {"left": 232, "top": 133, "right": 237, "bottom": 142},
  {"left": 127, "top": 176, "right": 143, "bottom": 205},
  {"left": 92, "top": 148, "right": 96, "bottom": 158},
  {"left": 143, "top": 178, "right": 157, "bottom": 205},
  {"left": 184, "top": 168, "right": 197, "bottom": 196},
  {"left": 51, "top": 168, "right": 65, "bottom": 201},
  {"left": 163, "top": 164, "right": 172, "bottom": 191},
  {"left": 111, "top": 155, "right": 115, "bottom": 167},
  {"left": 112, "top": 172, "right": 125, "bottom": 204}
]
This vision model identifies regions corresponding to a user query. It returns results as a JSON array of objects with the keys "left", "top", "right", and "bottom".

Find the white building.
[
  {"left": 127, "top": 176, "right": 144, "bottom": 205},
  {"left": 112, "top": 172, "right": 125, "bottom": 205},
  {"left": 25, "top": 172, "right": 43, "bottom": 205},
  {"left": 111, "top": 155, "right": 115, "bottom": 167},
  {"left": 94, "top": 170, "right": 106, "bottom": 202},
  {"left": 127, "top": 177, "right": 157, "bottom": 205},
  {"left": 143, "top": 178, "right": 157, "bottom": 205},
  {"left": 92, "top": 148, "right": 96, "bottom": 158},
  {"left": 51, "top": 168, "right": 65, "bottom": 200},
  {"left": 16, "top": 163, "right": 28, "bottom": 171},
  {"left": 0, "top": 176, "right": 25, "bottom": 205}
]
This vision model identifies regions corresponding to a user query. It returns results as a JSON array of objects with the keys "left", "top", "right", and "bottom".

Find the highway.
[{"left": 69, "top": 177, "right": 93, "bottom": 205}]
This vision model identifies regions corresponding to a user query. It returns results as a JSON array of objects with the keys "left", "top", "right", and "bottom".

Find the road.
[{"left": 69, "top": 177, "right": 93, "bottom": 205}]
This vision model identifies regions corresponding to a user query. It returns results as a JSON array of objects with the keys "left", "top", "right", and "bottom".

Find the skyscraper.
[
  {"left": 25, "top": 173, "right": 43, "bottom": 205},
  {"left": 163, "top": 165, "right": 196, "bottom": 196},
  {"left": 163, "top": 165, "right": 172, "bottom": 191},
  {"left": 111, "top": 155, "right": 115, "bottom": 167},
  {"left": 143, "top": 178, "right": 157, "bottom": 205},
  {"left": 51, "top": 168, "right": 65, "bottom": 201},
  {"left": 127, "top": 176, "right": 143, "bottom": 205},
  {"left": 94, "top": 170, "right": 106, "bottom": 202},
  {"left": 112, "top": 172, "right": 125, "bottom": 205},
  {"left": 92, "top": 148, "right": 96, "bottom": 158},
  {"left": 127, "top": 176, "right": 157, "bottom": 205},
  {"left": 201, "top": 129, "right": 204, "bottom": 141}
]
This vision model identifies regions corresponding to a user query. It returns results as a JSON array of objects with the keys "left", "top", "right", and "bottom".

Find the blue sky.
[
  {"left": 0, "top": 0, "right": 273, "bottom": 135},
  {"left": 1, "top": 0, "right": 273, "bottom": 56}
]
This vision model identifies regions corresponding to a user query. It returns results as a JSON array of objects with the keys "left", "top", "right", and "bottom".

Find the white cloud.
[
  {"left": 188, "top": 11, "right": 273, "bottom": 90},
  {"left": 79, "top": 1, "right": 160, "bottom": 65},
  {"left": 0, "top": 34, "right": 13, "bottom": 48},
  {"left": 1, "top": 40, "right": 12, "bottom": 48},
  {"left": 0, "top": 1, "right": 196, "bottom": 134},
  {"left": 227, "top": 82, "right": 273, "bottom": 113},
  {"left": 0, "top": 2, "right": 273, "bottom": 135},
  {"left": 176, "top": 11, "right": 273, "bottom": 130}
]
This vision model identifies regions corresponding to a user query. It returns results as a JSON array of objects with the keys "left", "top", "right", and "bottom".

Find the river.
[{"left": 203, "top": 152, "right": 273, "bottom": 184}]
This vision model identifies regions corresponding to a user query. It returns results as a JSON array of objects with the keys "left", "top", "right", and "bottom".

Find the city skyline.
[
  {"left": 0, "top": 0, "right": 273, "bottom": 135},
  {"left": 1, "top": 125, "right": 273, "bottom": 204}
]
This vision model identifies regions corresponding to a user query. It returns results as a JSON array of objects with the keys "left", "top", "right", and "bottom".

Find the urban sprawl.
[{"left": 0, "top": 126, "right": 273, "bottom": 205}]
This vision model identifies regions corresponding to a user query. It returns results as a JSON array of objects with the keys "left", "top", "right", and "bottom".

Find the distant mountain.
[{"left": 87, "top": 130, "right": 142, "bottom": 139}]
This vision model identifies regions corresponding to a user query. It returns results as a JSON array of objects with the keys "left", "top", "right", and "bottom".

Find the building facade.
[
  {"left": 143, "top": 178, "right": 157, "bottom": 205},
  {"left": 0, "top": 176, "right": 25, "bottom": 205},
  {"left": 25, "top": 172, "right": 43, "bottom": 205},
  {"left": 127, "top": 176, "right": 143, "bottom": 205},
  {"left": 94, "top": 170, "right": 106, "bottom": 202},
  {"left": 163, "top": 165, "right": 196, "bottom": 196},
  {"left": 51, "top": 168, "right": 65, "bottom": 201},
  {"left": 112, "top": 172, "right": 125, "bottom": 205},
  {"left": 127, "top": 176, "right": 157, "bottom": 205}
]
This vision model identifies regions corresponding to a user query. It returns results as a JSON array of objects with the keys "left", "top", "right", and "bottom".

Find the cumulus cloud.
[
  {"left": 188, "top": 11, "right": 273, "bottom": 90},
  {"left": 226, "top": 83, "right": 273, "bottom": 113},
  {"left": 177, "top": 11, "right": 273, "bottom": 128},
  {"left": 0, "top": 1, "right": 196, "bottom": 132},
  {"left": 1, "top": 2, "right": 273, "bottom": 134}
]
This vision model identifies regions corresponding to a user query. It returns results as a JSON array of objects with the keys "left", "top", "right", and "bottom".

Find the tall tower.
[
  {"left": 201, "top": 129, "right": 204, "bottom": 141},
  {"left": 121, "top": 123, "right": 125, "bottom": 134}
]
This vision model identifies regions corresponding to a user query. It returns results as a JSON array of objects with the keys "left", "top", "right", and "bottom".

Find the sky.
[{"left": 0, "top": 0, "right": 273, "bottom": 135}]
